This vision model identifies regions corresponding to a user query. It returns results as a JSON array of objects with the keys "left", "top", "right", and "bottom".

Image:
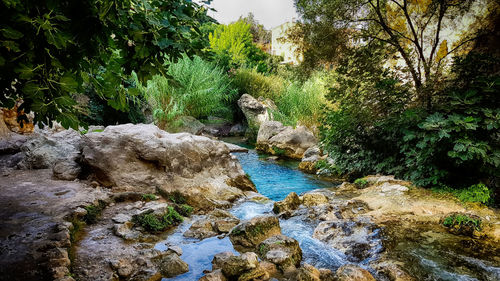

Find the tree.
[
  {"left": 0, "top": 0, "right": 214, "bottom": 129},
  {"left": 239, "top": 13, "right": 271, "bottom": 45},
  {"left": 294, "top": 0, "right": 496, "bottom": 108}
]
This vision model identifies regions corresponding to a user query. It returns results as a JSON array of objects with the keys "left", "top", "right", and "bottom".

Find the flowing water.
[{"left": 158, "top": 149, "right": 500, "bottom": 281}]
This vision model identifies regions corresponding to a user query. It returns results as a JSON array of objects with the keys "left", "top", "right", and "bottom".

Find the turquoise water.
[{"left": 234, "top": 150, "right": 336, "bottom": 201}]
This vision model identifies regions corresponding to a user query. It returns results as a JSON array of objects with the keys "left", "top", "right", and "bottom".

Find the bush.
[
  {"left": 232, "top": 68, "right": 285, "bottom": 101},
  {"left": 141, "top": 194, "right": 157, "bottom": 202},
  {"left": 354, "top": 178, "right": 369, "bottom": 188},
  {"left": 135, "top": 55, "right": 236, "bottom": 129},
  {"left": 175, "top": 204, "right": 194, "bottom": 217},
  {"left": 443, "top": 214, "right": 481, "bottom": 232},
  {"left": 454, "top": 184, "right": 492, "bottom": 204},
  {"left": 133, "top": 207, "right": 183, "bottom": 233}
]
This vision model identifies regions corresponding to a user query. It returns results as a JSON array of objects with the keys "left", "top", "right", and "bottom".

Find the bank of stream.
[{"left": 156, "top": 149, "right": 500, "bottom": 281}]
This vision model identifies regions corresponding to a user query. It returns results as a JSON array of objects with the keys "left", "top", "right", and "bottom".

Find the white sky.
[{"left": 204, "top": 0, "right": 298, "bottom": 29}]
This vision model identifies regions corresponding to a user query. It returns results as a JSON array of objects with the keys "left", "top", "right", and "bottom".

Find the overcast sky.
[{"left": 205, "top": 0, "right": 299, "bottom": 29}]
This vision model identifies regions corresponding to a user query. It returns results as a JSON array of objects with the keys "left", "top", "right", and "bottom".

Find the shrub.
[
  {"left": 141, "top": 194, "right": 157, "bottom": 202},
  {"left": 354, "top": 178, "right": 369, "bottom": 188},
  {"left": 232, "top": 68, "right": 285, "bottom": 101},
  {"left": 454, "top": 184, "right": 492, "bottom": 204},
  {"left": 83, "top": 202, "right": 106, "bottom": 224},
  {"left": 133, "top": 207, "right": 183, "bottom": 233},
  {"left": 175, "top": 204, "right": 194, "bottom": 217},
  {"left": 165, "top": 191, "right": 187, "bottom": 205},
  {"left": 134, "top": 55, "right": 236, "bottom": 129},
  {"left": 443, "top": 214, "right": 481, "bottom": 232}
]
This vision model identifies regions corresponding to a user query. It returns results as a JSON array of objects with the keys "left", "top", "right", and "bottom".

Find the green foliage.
[
  {"left": 354, "top": 178, "right": 369, "bottom": 188},
  {"left": 1, "top": 0, "right": 214, "bottom": 129},
  {"left": 272, "top": 146, "right": 287, "bottom": 156},
  {"left": 135, "top": 55, "right": 236, "bottom": 128},
  {"left": 454, "top": 184, "right": 492, "bottom": 204},
  {"left": 175, "top": 204, "right": 194, "bottom": 217},
  {"left": 231, "top": 68, "right": 285, "bottom": 101},
  {"left": 133, "top": 207, "right": 183, "bottom": 233},
  {"left": 141, "top": 194, "right": 157, "bottom": 202},
  {"left": 83, "top": 202, "right": 105, "bottom": 224},
  {"left": 165, "top": 191, "right": 187, "bottom": 205},
  {"left": 443, "top": 214, "right": 482, "bottom": 231}
]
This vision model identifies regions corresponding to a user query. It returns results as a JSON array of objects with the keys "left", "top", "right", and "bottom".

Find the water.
[{"left": 159, "top": 149, "right": 500, "bottom": 281}]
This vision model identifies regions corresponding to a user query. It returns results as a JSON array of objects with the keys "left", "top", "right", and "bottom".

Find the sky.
[{"left": 205, "top": 0, "right": 299, "bottom": 30}]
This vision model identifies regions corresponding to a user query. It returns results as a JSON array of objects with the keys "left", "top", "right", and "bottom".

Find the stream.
[{"left": 157, "top": 149, "right": 500, "bottom": 281}]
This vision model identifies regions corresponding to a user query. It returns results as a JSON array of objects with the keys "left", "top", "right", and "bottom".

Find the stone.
[
  {"left": 258, "top": 235, "right": 302, "bottom": 271},
  {"left": 298, "top": 146, "right": 322, "bottom": 174},
  {"left": 219, "top": 252, "right": 259, "bottom": 277},
  {"left": 229, "top": 216, "right": 281, "bottom": 249},
  {"left": 313, "top": 220, "right": 380, "bottom": 262},
  {"left": 379, "top": 183, "right": 409, "bottom": 195},
  {"left": 259, "top": 261, "right": 278, "bottom": 278},
  {"left": 301, "top": 193, "right": 328, "bottom": 207},
  {"left": 199, "top": 269, "right": 227, "bottom": 281},
  {"left": 112, "top": 214, "right": 132, "bottom": 224},
  {"left": 256, "top": 121, "right": 316, "bottom": 160},
  {"left": 81, "top": 124, "right": 254, "bottom": 209},
  {"left": 237, "top": 94, "right": 272, "bottom": 131},
  {"left": 166, "top": 116, "right": 206, "bottom": 135},
  {"left": 110, "top": 259, "right": 134, "bottom": 277},
  {"left": 238, "top": 267, "right": 269, "bottom": 281},
  {"left": 212, "top": 252, "right": 235, "bottom": 270},
  {"left": 152, "top": 252, "right": 189, "bottom": 278},
  {"left": 374, "top": 262, "right": 415, "bottom": 281},
  {"left": 229, "top": 123, "right": 246, "bottom": 136},
  {"left": 53, "top": 161, "right": 81, "bottom": 181},
  {"left": 167, "top": 246, "right": 183, "bottom": 256},
  {"left": 273, "top": 192, "right": 301, "bottom": 214},
  {"left": 319, "top": 268, "right": 336, "bottom": 281},
  {"left": 224, "top": 142, "right": 249, "bottom": 153},
  {"left": 184, "top": 209, "right": 240, "bottom": 239},
  {"left": 292, "top": 264, "right": 321, "bottom": 281},
  {"left": 335, "top": 264, "right": 376, "bottom": 281}
]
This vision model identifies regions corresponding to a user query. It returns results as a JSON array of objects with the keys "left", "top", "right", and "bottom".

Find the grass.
[
  {"left": 443, "top": 214, "right": 482, "bottom": 231},
  {"left": 166, "top": 191, "right": 187, "bottom": 205},
  {"left": 432, "top": 183, "right": 492, "bottom": 205},
  {"left": 354, "top": 178, "right": 369, "bottom": 188},
  {"left": 133, "top": 206, "right": 183, "bottom": 233},
  {"left": 83, "top": 201, "right": 106, "bottom": 224},
  {"left": 141, "top": 194, "right": 157, "bottom": 202}
]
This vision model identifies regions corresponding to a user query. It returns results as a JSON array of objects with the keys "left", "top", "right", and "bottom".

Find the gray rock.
[
  {"left": 229, "top": 215, "right": 281, "bottom": 250},
  {"left": 335, "top": 264, "right": 375, "bottom": 281},
  {"left": 218, "top": 252, "right": 259, "bottom": 277},
  {"left": 112, "top": 214, "right": 132, "bottom": 224},
  {"left": 229, "top": 123, "right": 246, "bottom": 136},
  {"left": 258, "top": 235, "right": 302, "bottom": 271},
  {"left": 273, "top": 192, "right": 301, "bottom": 214},
  {"left": 152, "top": 252, "right": 189, "bottom": 278},
  {"left": 81, "top": 124, "right": 253, "bottom": 209},
  {"left": 256, "top": 121, "right": 316, "bottom": 160},
  {"left": 184, "top": 209, "right": 240, "bottom": 239},
  {"left": 237, "top": 94, "right": 272, "bottom": 131},
  {"left": 199, "top": 269, "right": 227, "bottom": 281}
]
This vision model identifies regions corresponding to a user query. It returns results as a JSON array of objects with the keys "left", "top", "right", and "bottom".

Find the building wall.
[{"left": 271, "top": 22, "right": 302, "bottom": 65}]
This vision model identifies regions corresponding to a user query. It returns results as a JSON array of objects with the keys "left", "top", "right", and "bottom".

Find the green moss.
[
  {"left": 83, "top": 201, "right": 106, "bottom": 224},
  {"left": 259, "top": 244, "right": 269, "bottom": 256},
  {"left": 166, "top": 191, "right": 187, "bottom": 204},
  {"left": 354, "top": 178, "right": 369, "bottom": 188},
  {"left": 175, "top": 204, "right": 194, "bottom": 217},
  {"left": 231, "top": 227, "right": 243, "bottom": 236},
  {"left": 271, "top": 146, "right": 286, "bottom": 157},
  {"left": 141, "top": 194, "right": 157, "bottom": 202},
  {"left": 133, "top": 206, "right": 183, "bottom": 233},
  {"left": 443, "top": 214, "right": 482, "bottom": 231}
]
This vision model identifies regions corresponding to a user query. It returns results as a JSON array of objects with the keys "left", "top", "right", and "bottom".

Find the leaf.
[
  {"left": 59, "top": 73, "right": 78, "bottom": 92},
  {"left": 1, "top": 27, "right": 24, "bottom": 39}
]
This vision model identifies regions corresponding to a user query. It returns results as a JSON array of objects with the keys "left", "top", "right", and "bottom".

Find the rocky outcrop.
[
  {"left": 335, "top": 264, "right": 376, "bottom": 281},
  {"left": 237, "top": 94, "right": 272, "bottom": 131},
  {"left": 258, "top": 234, "right": 302, "bottom": 271},
  {"left": 298, "top": 146, "right": 323, "bottom": 174},
  {"left": 184, "top": 209, "right": 240, "bottom": 239},
  {"left": 273, "top": 192, "right": 301, "bottom": 215},
  {"left": 81, "top": 124, "right": 255, "bottom": 209},
  {"left": 229, "top": 215, "right": 281, "bottom": 250},
  {"left": 256, "top": 121, "right": 316, "bottom": 160}
]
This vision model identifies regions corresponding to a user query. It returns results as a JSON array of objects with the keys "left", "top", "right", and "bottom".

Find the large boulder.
[
  {"left": 184, "top": 209, "right": 240, "bottom": 239},
  {"left": 81, "top": 124, "right": 255, "bottom": 209},
  {"left": 273, "top": 192, "right": 301, "bottom": 215},
  {"left": 152, "top": 251, "right": 189, "bottom": 278},
  {"left": 298, "top": 146, "right": 322, "bottom": 174},
  {"left": 258, "top": 234, "right": 302, "bottom": 271},
  {"left": 229, "top": 215, "right": 281, "bottom": 250},
  {"left": 212, "top": 252, "right": 259, "bottom": 278},
  {"left": 256, "top": 121, "right": 316, "bottom": 160},
  {"left": 237, "top": 94, "right": 272, "bottom": 131},
  {"left": 335, "top": 264, "right": 376, "bottom": 281}
]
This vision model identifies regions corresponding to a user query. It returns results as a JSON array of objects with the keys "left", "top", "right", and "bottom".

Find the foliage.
[
  {"left": 239, "top": 13, "right": 271, "bottom": 45},
  {"left": 141, "top": 194, "right": 157, "bottom": 202},
  {"left": 135, "top": 55, "right": 236, "bottom": 129},
  {"left": 209, "top": 20, "right": 281, "bottom": 73},
  {"left": 454, "top": 184, "right": 492, "bottom": 204},
  {"left": 83, "top": 202, "right": 106, "bottom": 224},
  {"left": 271, "top": 146, "right": 287, "bottom": 157},
  {"left": 354, "top": 178, "right": 369, "bottom": 189},
  {"left": 175, "top": 204, "right": 194, "bottom": 217},
  {"left": 231, "top": 68, "right": 286, "bottom": 101},
  {"left": 443, "top": 214, "right": 482, "bottom": 231},
  {"left": 165, "top": 191, "right": 187, "bottom": 205},
  {"left": 0, "top": 0, "right": 214, "bottom": 129},
  {"left": 133, "top": 207, "right": 183, "bottom": 233}
]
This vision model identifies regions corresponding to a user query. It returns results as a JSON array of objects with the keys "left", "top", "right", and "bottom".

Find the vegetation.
[
  {"left": 133, "top": 207, "right": 183, "bottom": 233},
  {"left": 354, "top": 178, "right": 369, "bottom": 189},
  {"left": 175, "top": 204, "right": 194, "bottom": 217},
  {"left": 164, "top": 191, "right": 187, "bottom": 205},
  {"left": 141, "top": 194, "right": 157, "bottom": 202},
  {"left": 443, "top": 214, "right": 482, "bottom": 231},
  {"left": 83, "top": 201, "right": 106, "bottom": 224},
  {"left": 135, "top": 55, "right": 236, "bottom": 129},
  {"left": 434, "top": 183, "right": 493, "bottom": 205}
]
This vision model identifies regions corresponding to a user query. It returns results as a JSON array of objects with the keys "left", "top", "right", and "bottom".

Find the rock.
[
  {"left": 184, "top": 209, "right": 240, "bottom": 239},
  {"left": 18, "top": 129, "right": 81, "bottom": 173},
  {"left": 112, "top": 214, "right": 132, "bottom": 224},
  {"left": 166, "top": 116, "right": 205, "bottom": 135},
  {"left": 212, "top": 252, "right": 235, "bottom": 269},
  {"left": 229, "top": 123, "right": 246, "bottom": 136},
  {"left": 237, "top": 267, "right": 269, "bottom": 281},
  {"left": 110, "top": 259, "right": 134, "bottom": 277},
  {"left": 292, "top": 263, "right": 321, "bottom": 281},
  {"left": 81, "top": 124, "right": 253, "bottom": 209},
  {"left": 152, "top": 252, "right": 189, "bottom": 278},
  {"left": 298, "top": 146, "right": 322, "bottom": 174},
  {"left": 313, "top": 220, "right": 380, "bottom": 262},
  {"left": 237, "top": 94, "right": 272, "bottom": 131},
  {"left": 113, "top": 222, "right": 140, "bottom": 241},
  {"left": 256, "top": 121, "right": 316, "bottom": 160},
  {"left": 374, "top": 262, "right": 415, "bottom": 281},
  {"left": 259, "top": 261, "right": 278, "bottom": 278},
  {"left": 0, "top": 133, "right": 27, "bottom": 153},
  {"left": 229, "top": 216, "right": 281, "bottom": 250},
  {"left": 218, "top": 252, "right": 259, "bottom": 277},
  {"left": 335, "top": 264, "right": 376, "bottom": 281},
  {"left": 167, "top": 246, "right": 183, "bottom": 256},
  {"left": 0, "top": 110, "right": 11, "bottom": 139},
  {"left": 378, "top": 183, "right": 409, "bottom": 195},
  {"left": 258, "top": 235, "right": 302, "bottom": 271},
  {"left": 199, "top": 269, "right": 227, "bottom": 281},
  {"left": 301, "top": 193, "right": 328, "bottom": 207},
  {"left": 319, "top": 268, "right": 336, "bottom": 281},
  {"left": 53, "top": 161, "right": 81, "bottom": 181},
  {"left": 226, "top": 175, "right": 257, "bottom": 192},
  {"left": 273, "top": 192, "right": 301, "bottom": 215},
  {"left": 224, "top": 142, "right": 249, "bottom": 153}
]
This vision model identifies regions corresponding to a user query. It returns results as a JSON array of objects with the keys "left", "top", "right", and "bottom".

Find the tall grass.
[
  {"left": 231, "top": 68, "right": 285, "bottom": 101},
  {"left": 134, "top": 55, "right": 236, "bottom": 129}
]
